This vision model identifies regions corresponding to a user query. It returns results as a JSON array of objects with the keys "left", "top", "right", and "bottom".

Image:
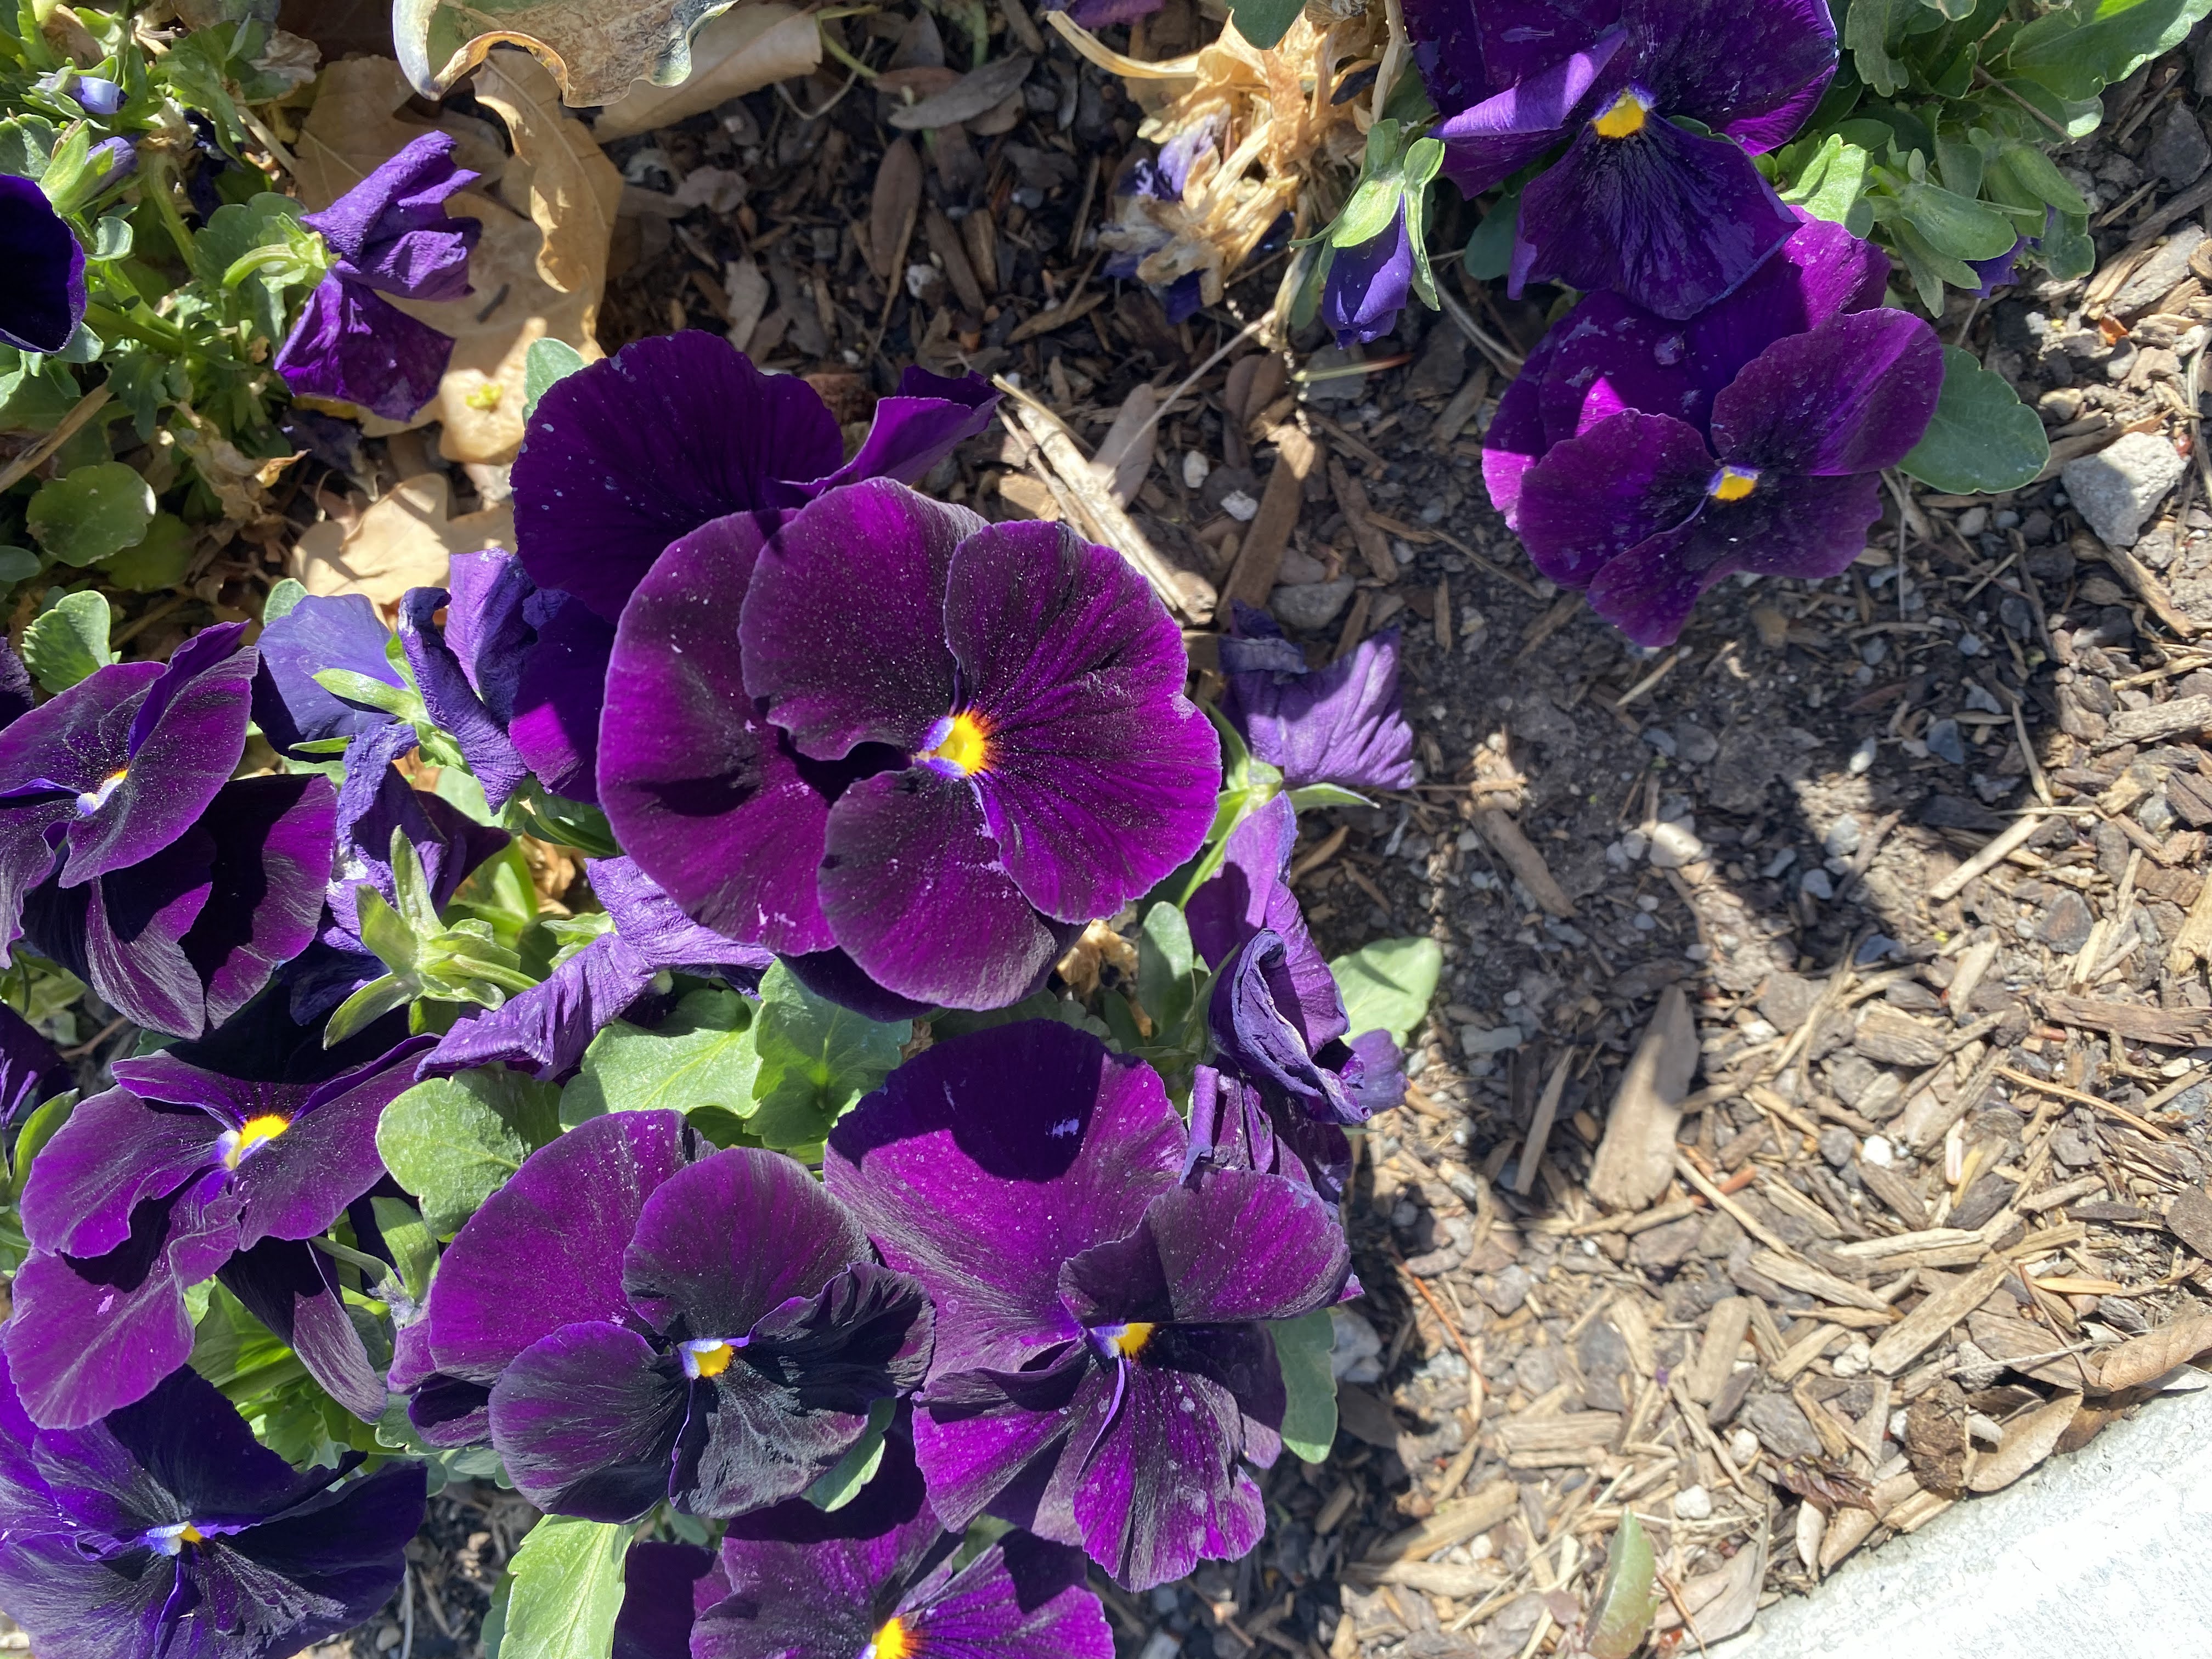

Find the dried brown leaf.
[
  {"left": 292, "top": 57, "right": 506, "bottom": 212},
  {"left": 292, "top": 474, "right": 515, "bottom": 610},
  {"left": 471, "top": 49, "right": 622, "bottom": 295},
  {"left": 1587, "top": 984, "right": 1696, "bottom": 1211},
  {"left": 887, "top": 53, "right": 1034, "bottom": 129},
  {"left": 591, "top": 3, "right": 822, "bottom": 140},
  {"left": 869, "top": 138, "right": 924, "bottom": 281},
  {"left": 1966, "top": 1392, "right": 2080, "bottom": 1492},
  {"left": 393, "top": 0, "right": 746, "bottom": 106},
  {"left": 1091, "top": 384, "right": 1159, "bottom": 507},
  {"left": 2092, "top": 1316, "right": 2212, "bottom": 1392}
]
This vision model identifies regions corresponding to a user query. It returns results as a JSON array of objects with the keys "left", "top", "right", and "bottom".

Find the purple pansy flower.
[
  {"left": 1482, "top": 213, "right": 1891, "bottom": 529},
  {"left": 0, "top": 172, "right": 85, "bottom": 354},
  {"left": 4, "top": 1037, "right": 428, "bottom": 1429},
  {"left": 1322, "top": 200, "right": 1416, "bottom": 348},
  {"left": 250, "top": 592, "right": 401, "bottom": 759},
  {"left": 825, "top": 1020, "right": 1351, "bottom": 1590},
  {"left": 0, "top": 1355, "right": 425, "bottom": 1659},
  {"left": 1220, "top": 603, "right": 1418, "bottom": 792},
  {"left": 275, "top": 131, "right": 481, "bottom": 422},
  {"left": 689, "top": 1427, "right": 1114, "bottom": 1659},
  {"left": 1437, "top": 0, "right": 1834, "bottom": 318},
  {"left": 424, "top": 855, "right": 772, "bottom": 1079},
  {"left": 600, "top": 481, "right": 1218, "bottom": 1014},
  {"left": 406, "top": 1110, "right": 930, "bottom": 1522},
  {"left": 511, "top": 332, "right": 998, "bottom": 624},
  {"left": 1516, "top": 307, "right": 1943, "bottom": 645}
]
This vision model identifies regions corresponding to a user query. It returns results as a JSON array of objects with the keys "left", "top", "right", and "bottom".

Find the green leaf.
[
  {"left": 26, "top": 461, "right": 154, "bottom": 567},
  {"left": 1782, "top": 136, "right": 1873, "bottom": 234},
  {"left": 101, "top": 511, "right": 194, "bottom": 592},
  {"left": 1331, "top": 178, "right": 1403, "bottom": 250},
  {"left": 8, "top": 1091, "right": 75, "bottom": 1201},
  {"left": 1887, "top": 175, "right": 2019, "bottom": 260},
  {"left": 91, "top": 215, "right": 132, "bottom": 261},
  {"left": 2039, "top": 211, "right": 2095, "bottom": 280},
  {"left": 1584, "top": 1512, "right": 1663, "bottom": 1659},
  {"left": 806, "top": 1395, "right": 897, "bottom": 1510},
  {"left": 522, "top": 337, "right": 588, "bottom": 420},
  {"left": 1899, "top": 346, "right": 2049, "bottom": 493},
  {"left": 1137, "top": 900, "right": 1199, "bottom": 1036},
  {"left": 370, "top": 1196, "right": 439, "bottom": 1304},
  {"left": 2005, "top": 0, "right": 2212, "bottom": 99},
  {"left": 1286, "top": 782, "right": 1374, "bottom": 811},
  {"left": 1330, "top": 936, "right": 1442, "bottom": 1045},
  {"left": 1226, "top": 0, "right": 1304, "bottom": 49},
  {"left": 1845, "top": 0, "right": 1916, "bottom": 95},
  {"left": 263, "top": 577, "right": 308, "bottom": 625},
  {"left": 1463, "top": 193, "right": 1519, "bottom": 281},
  {"left": 322, "top": 973, "right": 415, "bottom": 1048},
  {"left": 20, "top": 590, "right": 111, "bottom": 692},
  {"left": 748, "top": 962, "right": 910, "bottom": 1148},
  {"left": 355, "top": 888, "right": 421, "bottom": 974},
  {"left": 501, "top": 1517, "right": 636, "bottom": 1659},
  {"left": 1993, "top": 141, "right": 2089, "bottom": 218},
  {"left": 1270, "top": 1308, "right": 1339, "bottom": 1463},
  {"left": 376, "top": 1066, "right": 564, "bottom": 1237},
  {"left": 562, "top": 987, "right": 759, "bottom": 1126}
]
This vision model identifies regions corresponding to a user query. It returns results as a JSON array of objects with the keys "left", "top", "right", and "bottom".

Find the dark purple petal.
[
  {"left": 947, "top": 519, "right": 1217, "bottom": 924},
  {"left": 825, "top": 1023, "right": 1185, "bottom": 1378},
  {"left": 1403, "top": 0, "right": 1491, "bottom": 111},
  {"left": 909, "top": 1352, "right": 1093, "bottom": 1537},
  {"left": 814, "top": 367, "right": 1001, "bottom": 493},
  {"left": 0, "top": 1003, "right": 64, "bottom": 1126},
  {"left": 593, "top": 855, "right": 774, "bottom": 973},
  {"left": 1184, "top": 797, "right": 1342, "bottom": 1046},
  {"left": 623, "top": 1148, "right": 870, "bottom": 1341},
  {"left": 0, "top": 174, "right": 85, "bottom": 355},
  {"left": 301, "top": 131, "right": 481, "bottom": 300},
  {"left": 420, "top": 932, "right": 654, "bottom": 1079},
  {"left": 819, "top": 768, "right": 1060, "bottom": 1011},
  {"left": 599, "top": 512, "right": 840, "bottom": 956},
  {"left": 509, "top": 598, "right": 615, "bottom": 802},
  {"left": 425, "top": 1109, "right": 691, "bottom": 1383},
  {"left": 1629, "top": 0, "right": 1833, "bottom": 136},
  {"left": 326, "top": 754, "right": 505, "bottom": 961},
  {"left": 216, "top": 1237, "right": 386, "bottom": 1421},
  {"left": 1223, "top": 627, "right": 1417, "bottom": 792},
  {"left": 891, "top": 1530, "right": 1113, "bottom": 1659},
  {"left": 1339, "top": 1029, "right": 1407, "bottom": 1118},
  {"left": 274, "top": 278, "right": 457, "bottom": 423},
  {"left": 224, "top": 1037, "right": 427, "bottom": 1249},
  {"left": 1184, "top": 1067, "right": 1351, "bottom": 1202},
  {"left": 397, "top": 588, "right": 529, "bottom": 811},
  {"left": 224, "top": 1461, "right": 427, "bottom": 1645},
  {"left": 1514, "top": 409, "right": 1712, "bottom": 590},
  {"left": 781, "top": 948, "right": 936, "bottom": 1023},
  {"left": 1436, "top": 30, "right": 1625, "bottom": 194},
  {"left": 1208, "top": 932, "right": 1363, "bottom": 1125},
  {"left": 512, "top": 332, "right": 842, "bottom": 621},
  {"left": 1709, "top": 308, "right": 1945, "bottom": 476},
  {"left": 1479, "top": 328, "right": 1560, "bottom": 531},
  {"left": 1586, "top": 471, "right": 1881, "bottom": 646},
  {"left": 614, "top": 1542, "right": 720, "bottom": 1659},
  {"left": 741, "top": 481, "right": 978, "bottom": 760},
  {"left": 1479, "top": 0, "right": 1625, "bottom": 86},
  {"left": 179, "top": 774, "right": 338, "bottom": 1032},
  {"left": 1322, "top": 204, "right": 1414, "bottom": 348},
  {"left": 48, "top": 834, "right": 211, "bottom": 1036},
  {"left": 1723, "top": 64, "right": 1831, "bottom": 154},
  {"left": 19, "top": 1084, "right": 218, "bottom": 1260},
  {"left": 1513, "top": 115, "right": 1798, "bottom": 320},
  {"left": 249, "top": 595, "right": 399, "bottom": 756},
  {"left": 443, "top": 550, "right": 537, "bottom": 720},
  {"left": 488, "top": 1321, "right": 687, "bottom": 1522}
]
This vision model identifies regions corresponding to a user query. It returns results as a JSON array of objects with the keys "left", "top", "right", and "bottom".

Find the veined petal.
[
  {"left": 812, "top": 366, "right": 1000, "bottom": 493},
  {"left": 489, "top": 1321, "right": 689, "bottom": 1522},
  {"left": 508, "top": 597, "right": 615, "bottom": 803},
  {"left": 1709, "top": 308, "right": 1945, "bottom": 476},
  {"left": 1513, "top": 410, "right": 1713, "bottom": 590},
  {"left": 1629, "top": 0, "right": 1834, "bottom": 138},
  {"left": 1436, "top": 29, "right": 1625, "bottom": 193}
]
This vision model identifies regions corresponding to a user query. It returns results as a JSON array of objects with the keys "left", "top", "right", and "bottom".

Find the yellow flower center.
[
  {"left": 872, "top": 1615, "right": 916, "bottom": 1659},
  {"left": 75, "top": 766, "right": 127, "bottom": 816},
  {"left": 684, "top": 1340, "right": 736, "bottom": 1379},
  {"left": 179, "top": 1523, "right": 204, "bottom": 1544},
  {"left": 222, "top": 1114, "right": 290, "bottom": 1169},
  {"left": 922, "top": 711, "right": 992, "bottom": 776},
  {"left": 1709, "top": 466, "right": 1759, "bottom": 503},
  {"left": 1592, "top": 88, "right": 1650, "bottom": 139},
  {"left": 1112, "top": 1322, "right": 1156, "bottom": 1358}
]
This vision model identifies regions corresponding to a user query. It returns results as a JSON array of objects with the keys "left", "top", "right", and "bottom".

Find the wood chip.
[
  {"left": 1869, "top": 1262, "right": 2010, "bottom": 1376},
  {"left": 1474, "top": 807, "right": 1574, "bottom": 918},
  {"left": 1685, "top": 1297, "right": 1753, "bottom": 1404},
  {"left": 2036, "top": 994, "right": 2212, "bottom": 1047},
  {"left": 1588, "top": 987, "right": 1696, "bottom": 1210},
  {"left": 1327, "top": 457, "right": 1399, "bottom": 583},
  {"left": 1225, "top": 424, "right": 1319, "bottom": 608},
  {"left": 1364, "top": 1481, "right": 1518, "bottom": 1564},
  {"left": 1748, "top": 1249, "right": 1897, "bottom": 1314}
]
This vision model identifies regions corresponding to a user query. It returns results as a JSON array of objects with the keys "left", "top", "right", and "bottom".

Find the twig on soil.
[{"left": 0, "top": 385, "right": 111, "bottom": 494}]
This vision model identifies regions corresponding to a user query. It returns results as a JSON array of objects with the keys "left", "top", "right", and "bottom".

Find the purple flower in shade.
[
  {"left": 249, "top": 592, "right": 403, "bottom": 759},
  {"left": 823, "top": 1020, "right": 1351, "bottom": 1590},
  {"left": 0, "top": 626, "right": 336, "bottom": 1036},
  {"left": 274, "top": 132, "right": 481, "bottom": 422},
  {"left": 405, "top": 1109, "right": 930, "bottom": 1522},
  {"left": 3, "top": 1036, "right": 429, "bottom": 1429},
  {"left": 423, "top": 855, "right": 772, "bottom": 1079},
  {"left": 1481, "top": 213, "right": 1891, "bottom": 532},
  {"left": 1219, "top": 603, "right": 1417, "bottom": 792},
  {"left": 0, "top": 1355, "right": 425, "bottom": 1659},
  {"left": 0, "top": 173, "right": 85, "bottom": 354},
  {"left": 1436, "top": 0, "right": 1834, "bottom": 318},
  {"left": 599, "top": 481, "right": 1218, "bottom": 1014},
  {"left": 1516, "top": 305, "right": 1943, "bottom": 645},
  {"left": 511, "top": 332, "right": 998, "bottom": 625},
  {"left": 0, "top": 1004, "right": 65, "bottom": 1127},
  {"left": 689, "top": 1427, "right": 1114, "bottom": 1659},
  {"left": 1039, "top": 0, "right": 1163, "bottom": 29},
  {"left": 1322, "top": 200, "right": 1415, "bottom": 348},
  {"left": 612, "top": 1541, "right": 725, "bottom": 1659}
]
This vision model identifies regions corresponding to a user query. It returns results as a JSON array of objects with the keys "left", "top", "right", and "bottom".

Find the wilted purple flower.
[
  {"left": 1516, "top": 307, "right": 1943, "bottom": 644},
  {"left": 0, "top": 1355, "right": 425, "bottom": 1659},
  {"left": 0, "top": 173, "right": 84, "bottom": 354},
  {"left": 1101, "top": 125, "right": 1219, "bottom": 328},
  {"left": 425, "top": 855, "right": 771, "bottom": 1078},
  {"left": 275, "top": 131, "right": 480, "bottom": 421},
  {"left": 1220, "top": 604, "right": 1417, "bottom": 792},
  {"left": 1040, "top": 0, "right": 1164, "bottom": 28},
  {"left": 250, "top": 592, "right": 402, "bottom": 758},
  {"left": 1323, "top": 200, "right": 1415, "bottom": 348},
  {"left": 410, "top": 1110, "right": 929, "bottom": 1521},
  {"left": 4, "top": 1037, "right": 427, "bottom": 1428},
  {"left": 691, "top": 1428, "right": 1114, "bottom": 1659},
  {"left": 1482, "top": 213, "right": 1891, "bottom": 529},
  {"left": 1437, "top": 0, "right": 1833, "bottom": 318},
  {"left": 825, "top": 1020, "right": 1350, "bottom": 1589},
  {"left": 600, "top": 482, "right": 1218, "bottom": 1013},
  {"left": 512, "top": 332, "right": 998, "bottom": 624}
]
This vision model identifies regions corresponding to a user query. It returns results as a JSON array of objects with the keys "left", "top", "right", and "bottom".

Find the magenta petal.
[
  {"left": 425, "top": 1110, "right": 691, "bottom": 1383},
  {"left": 274, "top": 279, "right": 458, "bottom": 423},
  {"left": 512, "top": 332, "right": 842, "bottom": 621},
  {"left": 947, "top": 520, "right": 1216, "bottom": 923},
  {"left": 1514, "top": 410, "right": 1713, "bottom": 590},
  {"left": 911, "top": 1355, "right": 1096, "bottom": 1537},
  {"left": 1186, "top": 795, "right": 1349, "bottom": 1051},
  {"left": 1063, "top": 1171, "right": 1350, "bottom": 1327},
  {"left": 819, "top": 768, "right": 1060, "bottom": 1011},
  {"left": 1709, "top": 309, "right": 1945, "bottom": 476},
  {"left": 740, "top": 481, "right": 979, "bottom": 759},
  {"left": 599, "top": 512, "right": 839, "bottom": 956},
  {"left": 825, "top": 1024, "right": 1185, "bottom": 1378},
  {"left": 1514, "top": 117, "right": 1798, "bottom": 321},
  {"left": 890, "top": 1532, "right": 1113, "bottom": 1659},
  {"left": 226, "top": 1040, "right": 426, "bottom": 1248},
  {"left": 489, "top": 1321, "right": 688, "bottom": 1522},
  {"left": 1435, "top": 29, "right": 1625, "bottom": 193}
]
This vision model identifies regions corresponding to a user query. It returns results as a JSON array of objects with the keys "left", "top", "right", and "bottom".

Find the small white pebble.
[
  {"left": 1728, "top": 1427, "right": 1760, "bottom": 1466},
  {"left": 1182, "top": 450, "right": 1210, "bottom": 489},
  {"left": 1831, "top": 1338, "right": 1873, "bottom": 1378},
  {"left": 1673, "top": 1483, "right": 1714, "bottom": 1521},
  {"left": 1861, "top": 1135, "right": 1894, "bottom": 1168},
  {"left": 1221, "top": 489, "right": 1260, "bottom": 522}
]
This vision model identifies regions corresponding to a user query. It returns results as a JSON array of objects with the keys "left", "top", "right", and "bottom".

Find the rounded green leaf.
[
  {"left": 1271, "top": 1308, "right": 1339, "bottom": 1464},
  {"left": 26, "top": 461, "right": 154, "bottom": 567},
  {"left": 376, "top": 1066, "right": 563, "bottom": 1237},
  {"left": 1330, "top": 936, "right": 1443, "bottom": 1045},
  {"left": 1899, "top": 347, "right": 2050, "bottom": 494},
  {"left": 99, "top": 510, "right": 194, "bottom": 591}
]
